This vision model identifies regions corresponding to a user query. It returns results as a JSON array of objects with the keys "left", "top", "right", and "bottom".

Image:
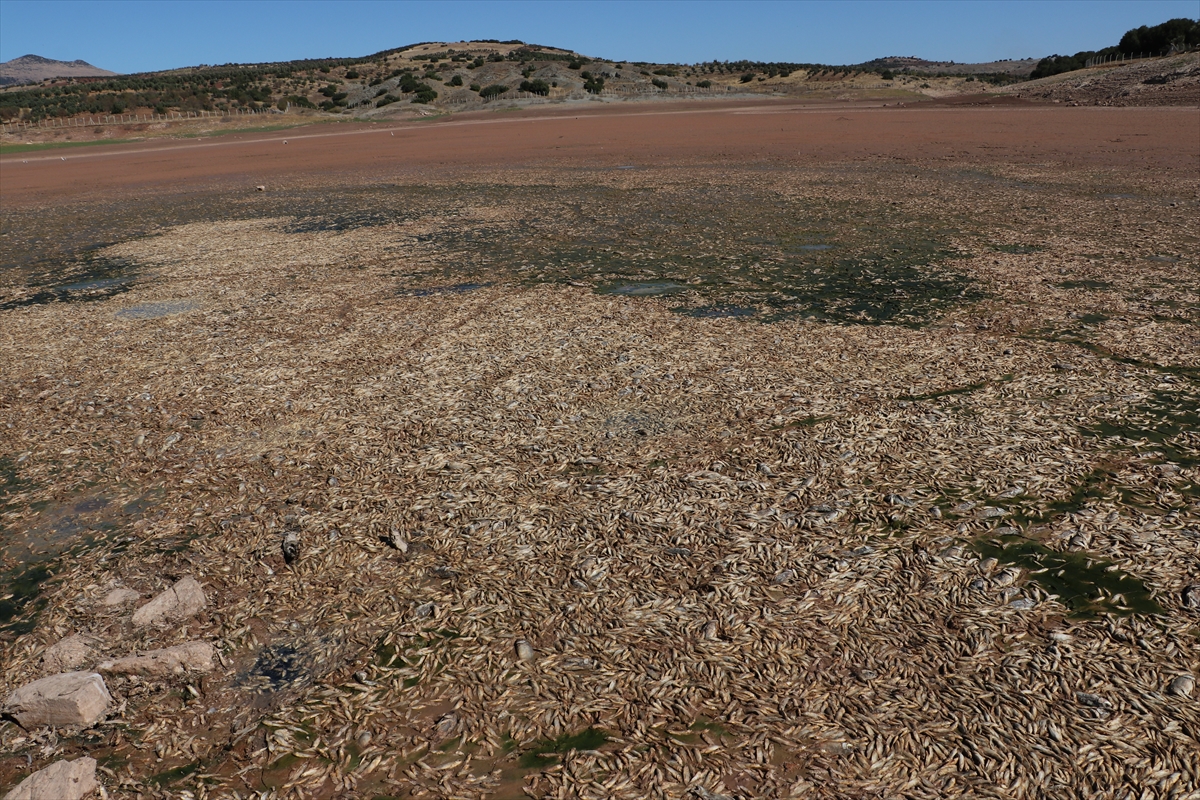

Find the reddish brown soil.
[{"left": 2, "top": 99, "right": 1196, "bottom": 206}]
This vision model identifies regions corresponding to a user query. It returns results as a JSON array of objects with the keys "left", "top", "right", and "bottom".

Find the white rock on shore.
[
  {"left": 3, "top": 672, "right": 110, "bottom": 729},
  {"left": 3, "top": 756, "right": 97, "bottom": 800},
  {"left": 40, "top": 635, "right": 95, "bottom": 675},
  {"left": 98, "top": 641, "right": 215, "bottom": 676},
  {"left": 131, "top": 575, "right": 206, "bottom": 627}
]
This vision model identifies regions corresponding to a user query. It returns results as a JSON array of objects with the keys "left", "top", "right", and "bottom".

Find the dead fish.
[
  {"left": 702, "top": 621, "right": 719, "bottom": 640},
  {"left": 1167, "top": 674, "right": 1194, "bottom": 698},
  {"left": 515, "top": 639, "right": 534, "bottom": 661},
  {"left": 281, "top": 531, "right": 300, "bottom": 565},
  {"left": 757, "top": 463, "right": 776, "bottom": 477},
  {"left": 382, "top": 527, "right": 408, "bottom": 553},
  {"left": 1076, "top": 691, "right": 1110, "bottom": 709},
  {"left": 434, "top": 713, "right": 458, "bottom": 737}
]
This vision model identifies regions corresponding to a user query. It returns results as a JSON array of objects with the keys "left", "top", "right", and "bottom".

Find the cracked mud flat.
[{"left": 1, "top": 103, "right": 1198, "bottom": 799}]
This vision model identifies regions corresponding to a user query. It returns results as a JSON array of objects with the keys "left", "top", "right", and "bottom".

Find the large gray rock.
[
  {"left": 3, "top": 756, "right": 97, "bottom": 800},
  {"left": 3, "top": 672, "right": 110, "bottom": 729},
  {"left": 98, "top": 641, "right": 215, "bottom": 677},
  {"left": 40, "top": 635, "right": 95, "bottom": 675},
  {"left": 131, "top": 576, "right": 206, "bottom": 628}
]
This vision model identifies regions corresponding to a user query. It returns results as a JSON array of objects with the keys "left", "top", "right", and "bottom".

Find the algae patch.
[
  {"left": 518, "top": 727, "right": 609, "bottom": 769},
  {"left": 974, "top": 536, "right": 1163, "bottom": 619}
]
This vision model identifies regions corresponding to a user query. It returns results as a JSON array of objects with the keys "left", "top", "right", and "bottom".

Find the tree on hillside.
[{"left": 1119, "top": 18, "right": 1200, "bottom": 55}]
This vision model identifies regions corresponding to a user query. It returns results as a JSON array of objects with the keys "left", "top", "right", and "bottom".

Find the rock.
[
  {"left": 132, "top": 576, "right": 206, "bottom": 627},
  {"left": 41, "top": 636, "right": 95, "bottom": 675},
  {"left": 3, "top": 756, "right": 97, "bottom": 800},
  {"left": 101, "top": 587, "right": 139, "bottom": 607},
  {"left": 97, "top": 641, "right": 215, "bottom": 677},
  {"left": 1167, "top": 674, "right": 1194, "bottom": 698},
  {"left": 4, "top": 672, "right": 111, "bottom": 728}
]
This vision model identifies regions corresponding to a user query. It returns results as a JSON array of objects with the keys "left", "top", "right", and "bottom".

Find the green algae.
[
  {"left": 973, "top": 535, "right": 1163, "bottom": 619},
  {"left": 518, "top": 727, "right": 609, "bottom": 769}
]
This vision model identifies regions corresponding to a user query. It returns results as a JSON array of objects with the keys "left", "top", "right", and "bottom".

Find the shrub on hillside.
[
  {"left": 479, "top": 84, "right": 509, "bottom": 98},
  {"left": 345, "top": 70, "right": 359, "bottom": 79},
  {"left": 470, "top": 83, "right": 481, "bottom": 92},
  {"left": 696, "top": 79, "right": 712, "bottom": 88},
  {"left": 449, "top": 75, "right": 463, "bottom": 86},
  {"left": 651, "top": 78, "right": 668, "bottom": 89},
  {"left": 740, "top": 72, "right": 756, "bottom": 83},
  {"left": 584, "top": 75, "right": 605, "bottom": 94},
  {"left": 376, "top": 94, "right": 399, "bottom": 107},
  {"left": 880, "top": 69, "right": 894, "bottom": 80},
  {"left": 519, "top": 79, "right": 550, "bottom": 95}
]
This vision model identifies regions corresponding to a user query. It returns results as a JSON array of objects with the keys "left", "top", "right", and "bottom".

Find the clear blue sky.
[{"left": 1, "top": 1, "right": 1195, "bottom": 73}]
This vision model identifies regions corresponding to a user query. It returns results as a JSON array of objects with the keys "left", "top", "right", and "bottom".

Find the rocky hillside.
[
  {"left": 998, "top": 52, "right": 1200, "bottom": 106},
  {"left": 0, "top": 54, "right": 116, "bottom": 86}
]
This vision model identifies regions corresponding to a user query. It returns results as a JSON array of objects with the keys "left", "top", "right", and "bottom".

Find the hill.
[
  {"left": 999, "top": 51, "right": 1200, "bottom": 106},
  {"left": 0, "top": 54, "right": 117, "bottom": 86}
]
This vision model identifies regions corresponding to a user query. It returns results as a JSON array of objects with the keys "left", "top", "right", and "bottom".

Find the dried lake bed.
[{"left": 1, "top": 103, "right": 1198, "bottom": 799}]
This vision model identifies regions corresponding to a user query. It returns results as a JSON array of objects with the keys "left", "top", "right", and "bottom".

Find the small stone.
[
  {"left": 132, "top": 576, "right": 206, "bottom": 628},
  {"left": 353, "top": 670, "right": 368, "bottom": 683},
  {"left": 515, "top": 639, "right": 534, "bottom": 661},
  {"left": 97, "top": 642, "right": 215, "bottom": 677},
  {"left": 3, "top": 756, "right": 97, "bottom": 800},
  {"left": 702, "top": 620, "right": 719, "bottom": 640},
  {"left": 930, "top": 506, "right": 942, "bottom": 519},
  {"left": 4, "top": 672, "right": 111, "bottom": 728},
  {"left": 1167, "top": 674, "right": 1194, "bottom": 697},
  {"left": 41, "top": 636, "right": 95, "bottom": 675},
  {"left": 102, "top": 587, "right": 139, "bottom": 607},
  {"left": 255, "top": 185, "right": 265, "bottom": 191}
]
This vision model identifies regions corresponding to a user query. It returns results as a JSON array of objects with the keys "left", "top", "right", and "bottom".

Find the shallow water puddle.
[{"left": 973, "top": 535, "right": 1163, "bottom": 619}]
